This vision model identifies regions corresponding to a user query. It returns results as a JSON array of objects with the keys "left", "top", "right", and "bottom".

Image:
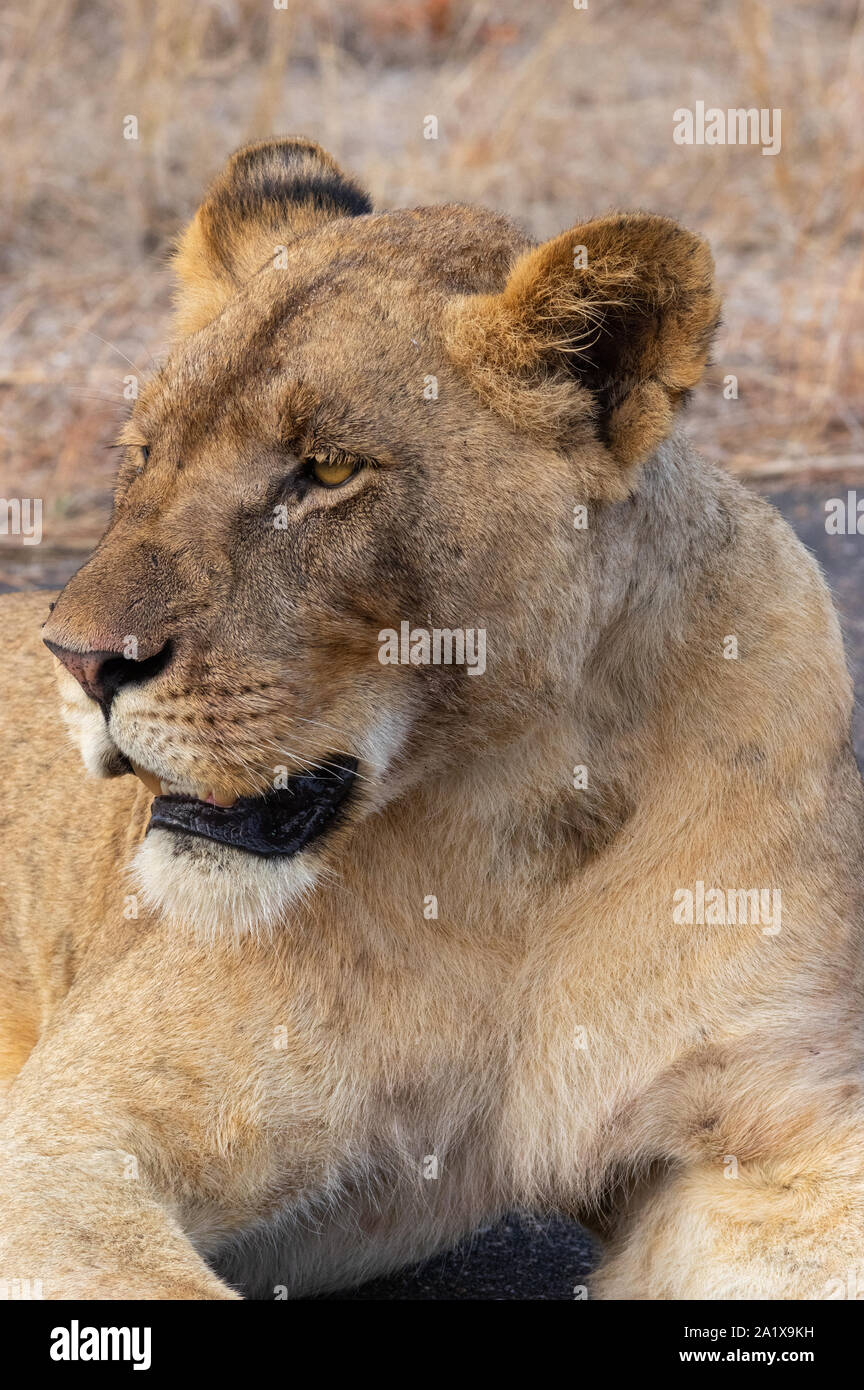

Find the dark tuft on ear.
[
  {"left": 215, "top": 139, "right": 372, "bottom": 227},
  {"left": 172, "top": 137, "right": 371, "bottom": 337}
]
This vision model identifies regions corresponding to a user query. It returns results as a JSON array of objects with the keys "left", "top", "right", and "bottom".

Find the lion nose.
[{"left": 44, "top": 639, "right": 172, "bottom": 714}]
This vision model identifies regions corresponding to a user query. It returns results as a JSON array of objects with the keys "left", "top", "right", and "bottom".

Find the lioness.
[{"left": 1, "top": 137, "right": 862, "bottom": 1301}]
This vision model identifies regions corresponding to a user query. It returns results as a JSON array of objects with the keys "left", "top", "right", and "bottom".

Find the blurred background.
[
  {"left": 1, "top": 0, "right": 862, "bottom": 1297},
  {"left": 1, "top": 0, "right": 862, "bottom": 585}
]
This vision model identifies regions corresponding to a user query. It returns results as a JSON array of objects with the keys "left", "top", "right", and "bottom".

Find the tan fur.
[{"left": 1, "top": 139, "right": 863, "bottom": 1300}]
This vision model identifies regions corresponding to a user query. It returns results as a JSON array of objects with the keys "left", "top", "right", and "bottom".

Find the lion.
[{"left": 1, "top": 136, "right": 863, "bottom": 1300}]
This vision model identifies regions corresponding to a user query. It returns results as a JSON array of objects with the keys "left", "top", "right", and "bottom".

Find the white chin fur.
[
  {"left": 131, "top": 829, "right": 320, "bottom": 940},
  {"left": 56, "top": 674, "right": 128, "bottom": 778}
]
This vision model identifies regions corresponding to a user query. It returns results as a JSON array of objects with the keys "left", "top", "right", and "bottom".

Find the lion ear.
[
  {"left": 171, "top": 138, "right": 372, "bottom": 337},
  {"left": 444, "top": 212, "right": 720, "bottom": 479}
]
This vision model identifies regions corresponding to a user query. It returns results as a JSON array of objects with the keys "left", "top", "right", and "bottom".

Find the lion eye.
[{"left": 309, "top": 453, "right": 357, "bottom": 487}]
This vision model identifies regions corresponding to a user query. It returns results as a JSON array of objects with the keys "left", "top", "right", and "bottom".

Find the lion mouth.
[{"left": 146, "top": 755, "right": 358, "bottom": 857}]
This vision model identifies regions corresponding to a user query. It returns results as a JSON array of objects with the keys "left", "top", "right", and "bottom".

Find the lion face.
[{"left": 42, "top": 138, "right": 719, "bottom": 935}]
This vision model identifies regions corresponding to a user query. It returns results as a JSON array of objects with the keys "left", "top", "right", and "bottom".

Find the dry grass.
[{"left": 1, "top": 0, "right": 862, "bottom": 586}]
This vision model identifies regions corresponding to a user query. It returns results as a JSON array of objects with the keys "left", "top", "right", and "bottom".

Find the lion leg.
[
  {"left": 0, "top": 937, "right": 258, "bottom": 1300},
  {"left": 0, "top": 920, "right": 454, "bottom": 1301},
  {"left": 0, "top": 1150, "right": 237, "bottom": 1300},
  {"left": 0, "top": 1066, "right": 239, "bottom": 1299},
  {"left": 590, "top": 1142, "right": 864, "bottom": 1300}
]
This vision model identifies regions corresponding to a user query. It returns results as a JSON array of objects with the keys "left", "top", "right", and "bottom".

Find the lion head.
[{"left": 42, "top": 137, "right": 719, "bottom": 935}]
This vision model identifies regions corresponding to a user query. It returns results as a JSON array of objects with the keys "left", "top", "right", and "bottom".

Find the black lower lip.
[{"left": 147, "top": 755, "right": 358, "bottom": 858}]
